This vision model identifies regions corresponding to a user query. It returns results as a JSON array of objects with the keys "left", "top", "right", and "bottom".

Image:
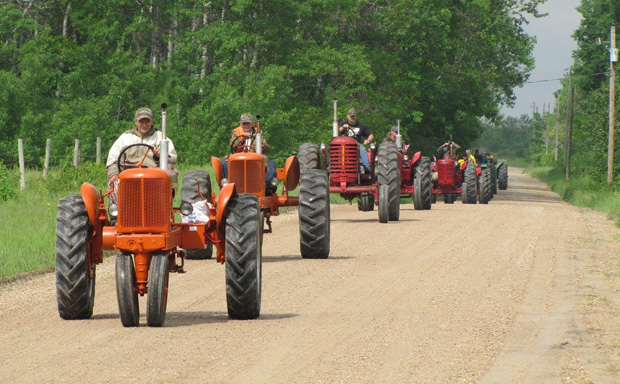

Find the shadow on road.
[
  {"left": 163, "top": 311, "right": 298, "bottom": 327},
  {"left": 262, "top": 255, "right": 354, "bottom": 263},
  {"left": 331, "top": 218, "right": 419, "bottom": 223}
]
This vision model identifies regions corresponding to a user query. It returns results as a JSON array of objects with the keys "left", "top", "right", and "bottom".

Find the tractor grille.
[
  {"left": 229, "top": 158, "right": 264, "bottom": 195},
  {"left": 330, "top": 142, "right": 359, "bottom": 175},
  {"left": 437, "top": 160, "right": 455, "bottom": 186},
  {"left": 118, "top": 178, "right": 168, "bottom": 230}
]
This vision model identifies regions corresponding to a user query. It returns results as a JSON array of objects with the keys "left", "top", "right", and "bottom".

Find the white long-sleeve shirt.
[{"left": 106, "top": 127, "right": 177, "bottom": 178}]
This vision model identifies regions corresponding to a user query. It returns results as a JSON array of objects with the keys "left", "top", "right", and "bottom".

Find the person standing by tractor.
[
  {"left": 224, "top": 113, "right": 277, "bottom": 192},
  {"left": 338, "top": 108, "right": 374, "bottom": 173},
  {"left": 106, "top": 107, "right": 178, "bottom": 192}
]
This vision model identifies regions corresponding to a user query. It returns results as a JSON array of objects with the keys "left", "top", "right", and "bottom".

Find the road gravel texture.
[{"left": 1, "top": 168, "right": 619, "bottom": 383}]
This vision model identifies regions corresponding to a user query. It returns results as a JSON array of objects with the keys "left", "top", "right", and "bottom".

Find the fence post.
[
  {"left": 96, "top": 137, "right": 101, "bottom": 164},
  {"left": 73, "top": 139, "right": 80, "bottom": 168},
  {"left": 18, "top": 139, "right": 25, "bottom": 190},
  {"left": 43, "top": 138, "right": 51, "bottom": 179}
]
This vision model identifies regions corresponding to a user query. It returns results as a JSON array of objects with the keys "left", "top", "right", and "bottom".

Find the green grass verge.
[{"left": 527, "top": 166, "right": 620, "bottom": 226}]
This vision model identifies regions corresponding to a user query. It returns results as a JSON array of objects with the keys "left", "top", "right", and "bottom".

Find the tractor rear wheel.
[
  {"left": 479, "top": 168, "right": 492, "bottom": 204},
  {"left": 225, "top": 194, "right": 262, "bottom": 319},
  {"left": 147, "top": 254, "right": 170, "bottom": 327},
  {"left": 181, "top": 170, "right": 213, "bottom": 260},
  {"left": 377, "top": 143, "right": 400, "bottom": 221},
  {"left": 464, "top": 162, "right": 478, "bottom": 204},
  {"left": 491, "top": 165, "right": 498, "bottom": 195},
  {"left": 378, "top": 184, "right": 389, "bottom": 223},
  {"left": 298, "top": 143, "right": 320, "bottom": 172},
  {"left": 498, "top": 164, "right": 508, "bottom": 190},
  {"left": 299, "top": 169, "right": 330, "bottom": 259},
  {"left": 115, "top": 254, "right": 139, "bottom": 327},
  {"left": 55, "top": 194, "right": 96, "bottom": 320},
  {"left": 413, "top": 156, "right": 432, "bottom": 210}
]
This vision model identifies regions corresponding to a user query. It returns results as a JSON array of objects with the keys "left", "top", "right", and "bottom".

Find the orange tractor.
[
  {"left": 205, "top": 116, "right": 331, "bottom": 260},
  {"left": 55, "top": 104, "right": 262, "bottom": 327}
]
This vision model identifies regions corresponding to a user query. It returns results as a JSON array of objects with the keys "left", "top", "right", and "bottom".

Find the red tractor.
[
  {"left": 55, "top": 104, "right": 262, "bottom": 327},
  {"left": 430, "top": 140, "right": 492, "bottom": 204},
  {"left": 390, "top": 123, "right": 432, "bottom": 211},
  {"left": 299, "top": 100, "right": 400, "bottom": 223}
]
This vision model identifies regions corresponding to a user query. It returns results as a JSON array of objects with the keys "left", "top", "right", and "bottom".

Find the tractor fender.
[
  {"left": 278, "top": 156, "right": 300, "bottom": 191},
  {"left": 410, "top": 151, "right": 422, "bottom": 166},
  {"left": 212, "top": 156, "right": 224, "bottom": 189},
  {"left": 80, "top": 183, "right": 102, "bottom": 231},
  {"left": 215, "top": 183, "right": 237, "bottom": 235}
]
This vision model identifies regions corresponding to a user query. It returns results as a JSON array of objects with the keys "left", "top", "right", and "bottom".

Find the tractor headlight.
[
  {"left": 369, "top": 143, "right": 376, "bottom": 150},
  {"left": 109, "top": 203, "right": 118, "bottom": 217},
  {"left": 221, "top": 178, "right": 229, "bottom": 186},
  {"left": 320, "top": 143, "right": 326, "bottom": 151},
  {"left": 180, "top": 202, "right": 194, "bottom": 216},
  {"left": 404, "top": 155, "right": 409, "bottom": 161},
  {"left": 270, "top": 177, "right": 279, "bottom": 187}
]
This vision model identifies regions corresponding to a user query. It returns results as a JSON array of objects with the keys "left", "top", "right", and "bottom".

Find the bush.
[
  {"left": 0, "top": 162, "right": 19, "bottom": 201},
  {"left": 45, "top": 160, "right": 107, "bottom": 194}
]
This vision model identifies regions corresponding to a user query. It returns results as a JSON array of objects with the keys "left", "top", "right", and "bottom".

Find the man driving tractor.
[
  {"left": 223, "top": 113, "right": 277, "bottom": 192},
  {"left": 106, "top": 107, "right": 178, "bottom": 191},
  {"left": 338, "top": 108, "right": 374, "bottom": 173}
]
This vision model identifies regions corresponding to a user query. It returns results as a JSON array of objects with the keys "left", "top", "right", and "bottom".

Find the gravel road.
[{"left": 1, "top": 168, "right": 618, "bottom": 383}]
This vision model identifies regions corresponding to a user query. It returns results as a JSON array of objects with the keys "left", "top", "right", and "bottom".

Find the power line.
[{"left": 524, "top": 72, "right": 607, "bottom": 84}]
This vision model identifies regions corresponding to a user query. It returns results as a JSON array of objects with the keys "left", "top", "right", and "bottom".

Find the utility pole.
[
  {"left": 555, "top": 92, "right": 560, "bottom": 162},
  {"left": 566, "top": 86, "right": 575, "bottom": 180},
  {"left": 608, "top": 25, "right": 617, "bottom": 185}
]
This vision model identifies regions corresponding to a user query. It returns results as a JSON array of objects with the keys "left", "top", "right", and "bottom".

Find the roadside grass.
[
  {"left": 528, "top": 166, "right": 620, "bottom": 226},
  {"left": 1, "top": 162, "right": 351, "bottom": 280}
]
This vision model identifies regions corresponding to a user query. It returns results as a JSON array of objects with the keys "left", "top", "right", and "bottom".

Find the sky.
[{"left": 502, "top": 0, "right": 583, "bottom": 117}]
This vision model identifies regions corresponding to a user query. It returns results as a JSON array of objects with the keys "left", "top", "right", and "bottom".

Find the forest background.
[{"left": 0, "top": 0, "right": 545, "bottom": 169}]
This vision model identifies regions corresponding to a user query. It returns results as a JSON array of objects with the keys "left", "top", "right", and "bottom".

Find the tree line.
[{"left": 0, "top": 0, "right": 544, "bottom": 167}]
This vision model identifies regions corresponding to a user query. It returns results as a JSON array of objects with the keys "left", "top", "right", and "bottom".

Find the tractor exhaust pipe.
[
  {"left": 160, "top": 103, "right": 169, "bottom": 170},
  {"left": 255, "top": 115, "right": 262, "bottom": 155},
  {"left": 332, "top": 99, "right": 339, "bottom": 138},
  {"left": 395, "top": 120, "right": 403, "bottom": 149}
]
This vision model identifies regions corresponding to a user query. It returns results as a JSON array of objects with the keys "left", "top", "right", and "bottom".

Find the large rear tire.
[
  {"left": 299, "top": 169, "right": 330, "bottom": 259},
  {"left": 225, "top": 194, "right": 262, "bottom": 320},
  {"left": 490, "top": 165, "right": 498, "bottom": 195},
  {"left": 181, "top": 170, "right": 213, "bottom": 260},
  {"left": 478, "top": 168, "right": 492, "bottom": 204},
  {"left": 377, "top": 143, "right": 400, "bottom": 221},
  {"left": 378, "top": 184, "right": 389, "bottom": 223},
  {"left": 115, "top": 254, "right": 139, "bottom": 327},
  {"left": 298, "top": 143, "right": 320, "bottom": 172},
  {"left": 55, "top": 194, "right": 96, "bottom": 320},
  {"left": 464, "top": 162, "right": 477, "bottom": 204},
  {"left": 147, "top": 254, "right": 170, "bottom": 327},
  {"left": 498, "top": 164, "right": 508, "bottom": 190},
  {"left": 413, "top": 156, "right": 432, "bottom": 210}
]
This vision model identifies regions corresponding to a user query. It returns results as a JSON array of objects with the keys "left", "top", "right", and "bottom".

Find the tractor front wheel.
[
  {"left": 225, "top": 194, "right": 262, "bottom": 319},
  {"left": 378, "top": 184, "right": 389, "bottom": 223},
  {"left": 357, "top": 192, "right": 374, "bottom": 211},
  {"left": 115, "top": 254, "right": 139, "bottom": 327},
  {"left": 147, "top": 254, "right": 170, "bottom": 327},
  {"left": 299, "top": 169, "right": 330, "bottom": 259},
  {"left": 55, "top": 194, "right": 96, "bottom": 320},
  {"left": 181, "top": 170, "right": 214, "bottom": 260}
]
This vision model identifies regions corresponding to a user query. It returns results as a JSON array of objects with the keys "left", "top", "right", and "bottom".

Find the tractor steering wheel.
[
  {"left": 230, "top": 134, "right": 255, "bottom": 154},
  {"left": 116, "top": 143, "right": 156, "bottom": 174}
]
